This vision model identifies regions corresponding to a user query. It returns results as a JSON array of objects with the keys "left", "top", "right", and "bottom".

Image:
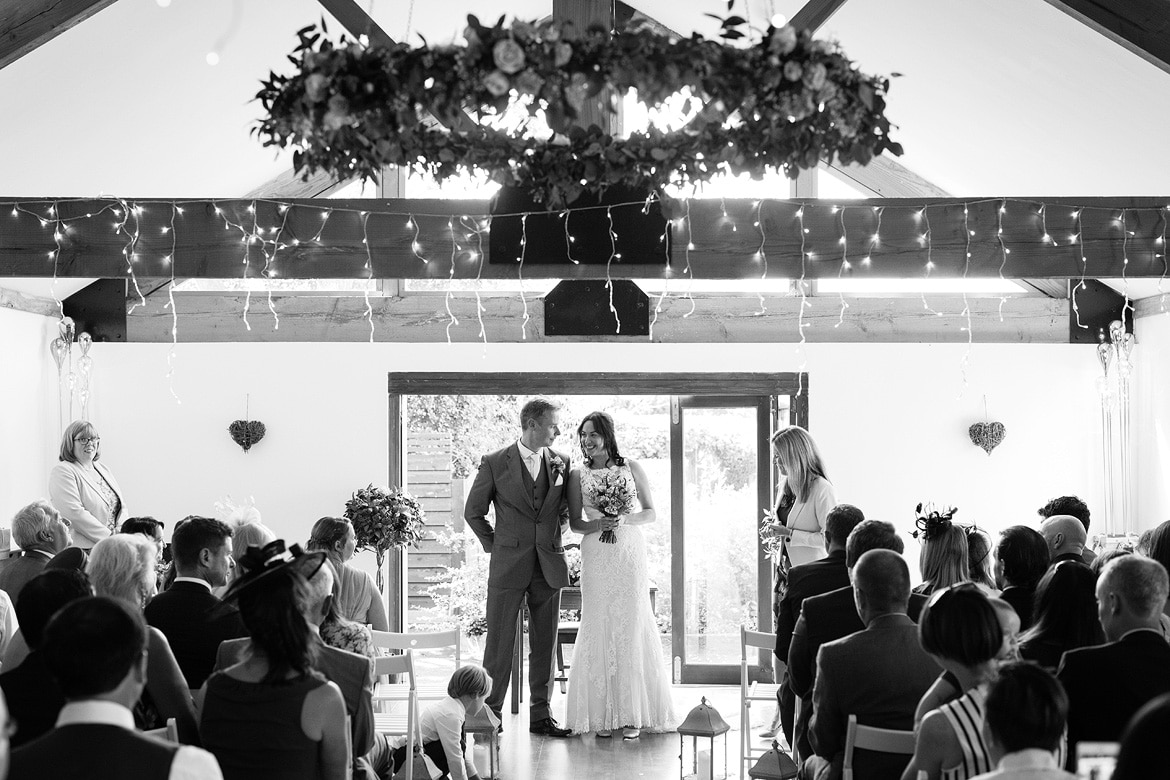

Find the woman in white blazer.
[{"left": 48, "top": 420, "right": 127, "bottom": 549}]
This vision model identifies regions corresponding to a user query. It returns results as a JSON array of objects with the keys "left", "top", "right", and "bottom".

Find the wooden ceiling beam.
[
  {"left": 3, "top": 196, "right": 1169, "bottom": 281},
  {"left": 1041, "top": 0, "right": 1170, "bottom": 76},
  {"left": 244, "top": 168, "right": 355, "bottom": 200},
  {"left": 0, "top": 0, "right": 118, "bottom": 70},
  {"left": 124, "top": 291, "right": 1068, "bottom": 344},
  {"left": 789, "top": 0, "right": 852, "bottom": 33}
]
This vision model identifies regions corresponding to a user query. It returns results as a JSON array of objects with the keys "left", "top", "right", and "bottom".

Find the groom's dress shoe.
[{"left": 529, "top": 717, "right": 572, "bottom": 737}]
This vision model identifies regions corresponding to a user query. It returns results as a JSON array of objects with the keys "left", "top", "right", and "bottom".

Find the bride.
[{"left": 565, "top": 411, "right": 676, "bottom": 739}]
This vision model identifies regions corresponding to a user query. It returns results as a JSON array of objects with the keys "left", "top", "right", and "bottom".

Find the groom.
[{"left": 465, "top": 397, "right": 573, "bottom": 737}]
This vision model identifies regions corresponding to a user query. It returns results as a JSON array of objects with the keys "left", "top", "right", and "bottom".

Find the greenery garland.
[{"left": 256, "top": 14, "right": 902, "bottom": 210}]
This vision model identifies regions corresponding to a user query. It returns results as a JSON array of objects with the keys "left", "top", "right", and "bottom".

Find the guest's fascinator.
[
  {"left": 912, "top": 503, "right": 959, "bottom": 541},
  {"left": 220, "top": 539, "right": 326, "bottom": 603}
]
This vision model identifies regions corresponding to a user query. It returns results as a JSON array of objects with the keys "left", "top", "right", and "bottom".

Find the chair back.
[
  {"left": 842, "top": 714, "right": 916, "bottom": 780},
  {"left": 740, "top": 626, "right": 773, "bottom": 693},
  {"left": 374, "top": 647, "right": 417, "bottom": 684},
  {"left": 372, "top": 629, "right": 460, "bottom": 662},
  {"left": 143, "top": 717, "right": 179, "bottom": 744}
]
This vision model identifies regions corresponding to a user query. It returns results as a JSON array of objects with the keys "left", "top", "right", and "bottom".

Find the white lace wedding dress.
[{"left": 565, "top": 464, "right": 677, "bottom": 733}]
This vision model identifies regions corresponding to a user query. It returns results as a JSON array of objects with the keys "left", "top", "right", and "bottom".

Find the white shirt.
[
  {"left": 56, "top": 700, "right": 224, "bottom": 780},
  {"left": 969, "top": 748, "right": 1076, "bottom": 780},
  {"left": 517, "top": 440, "right": 544, "bottom": 480},
  {"left": 389, "top": 697, "right": 475, "bottom": 780},
  {"left": 172, "top": 577, "right": 214, "bottom": 592}
]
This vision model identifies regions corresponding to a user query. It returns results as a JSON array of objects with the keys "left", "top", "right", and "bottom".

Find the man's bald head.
[
  {"left": 1040, "top": 514, "right": 1087, "bottom": 558},
  {"left": 852, "top": 549, "right": 911, "bottom": 622}
]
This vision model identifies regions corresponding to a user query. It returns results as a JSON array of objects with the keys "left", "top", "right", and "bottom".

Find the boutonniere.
[{"left": 549, "top": 455, "right": 566, "bottom": 477}]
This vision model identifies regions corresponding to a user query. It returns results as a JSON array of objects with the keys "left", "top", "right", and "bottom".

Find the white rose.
[
  {"left": 492, "top": 38, "right": 527, "bottom": 74},
  {"left": 304, "top": 73, "right": 329, "bottom": 103},
  {"left": 483, "top": 70, "right": 510, "bottom": 97},
  {"left": 770, "top": 25, "right": 797, "bottom": 56},
  {"left": 803, "top": 62, "right": 827, "bottom": 91},
  {"left": 554, "top": 42, "right": 573, "bottom": 67},
  {"left": 783, "top": 61, "right": 803, "bottom": 82}
]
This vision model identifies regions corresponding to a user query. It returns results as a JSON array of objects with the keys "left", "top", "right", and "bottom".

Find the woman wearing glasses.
[{"left": 48, "top": 420, "right": 127, "bottom": 550}]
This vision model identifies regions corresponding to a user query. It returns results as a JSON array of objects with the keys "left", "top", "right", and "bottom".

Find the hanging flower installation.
[{"left": 255, "top": 14, "right": 902, "bottom": 210}]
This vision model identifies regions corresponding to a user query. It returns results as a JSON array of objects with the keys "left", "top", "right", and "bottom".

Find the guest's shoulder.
[{"left": 801, "top": 585, "right": 852, "bottom": 615}]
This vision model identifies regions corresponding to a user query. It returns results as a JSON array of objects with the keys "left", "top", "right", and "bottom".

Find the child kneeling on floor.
[{"left": 391, "top": 664, "right": 490, "bottom": 780}]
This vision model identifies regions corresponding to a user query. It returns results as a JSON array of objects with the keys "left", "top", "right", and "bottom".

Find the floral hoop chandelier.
[{"left": 258, "top": 14, "right": 902, "bottom": 210}]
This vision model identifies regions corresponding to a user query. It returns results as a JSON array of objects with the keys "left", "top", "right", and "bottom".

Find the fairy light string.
[
  {"left": 835, "top": 205, "right": 849, "bottom": 327},
  {"left": 605, "top": 207, "right": 621, "bottom": 334},
  {"left": 445, "top": 217, "right": 460, "bottom": 343},
  {"left": 164, "top": 203, "right": 181, "bottom": 403},
  {"left": 754, "top": 199, "right": 768, "bottom": 315},
  {"left": 919, "top": 205, "right": 942, "bottom": 317},
  {"left": 361, "top": 210, "right": 375, "bottom": 342},
  {"left": 1071, "top": 208, "right": 1088, "bottom": 330},
  {"left": 517, "top": 213, "right": 530, "bottom": 340}
]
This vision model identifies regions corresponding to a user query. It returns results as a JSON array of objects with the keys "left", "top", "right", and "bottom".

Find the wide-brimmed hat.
[{"left": 220, "top": 539, "right": 326, "bottom": 603}]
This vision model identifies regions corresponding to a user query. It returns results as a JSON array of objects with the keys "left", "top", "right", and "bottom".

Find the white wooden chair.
[
  {"left": 372, "top": 650, "right": 419, "bottom": 780},
  {"left": 370, "top": 628, "right": 460, "bottom": 708},
  {"left": 842, "top": 714, "right": 916, "bottom": 780},
  {"left": 741, "top": 626, "right": 782, "bottom": 774},
  {"left": 143, "top": 717, "right": 178, "bottom": 743}
]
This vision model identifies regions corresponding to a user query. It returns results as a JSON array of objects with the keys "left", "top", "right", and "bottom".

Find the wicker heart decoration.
[
  {"left": 968, "top": 422, "right": 1006, "bottom": 455},
  {"left": 229, "top": 420, "right": 266, "bottom": 453}
]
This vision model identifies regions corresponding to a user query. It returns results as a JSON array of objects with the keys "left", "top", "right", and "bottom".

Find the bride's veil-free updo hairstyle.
[{"left": 577, "top": 411, "right": 625, "bottom": 467}]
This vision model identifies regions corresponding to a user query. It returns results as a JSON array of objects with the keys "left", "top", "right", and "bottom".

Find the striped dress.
[{"left": 939, "top": 687, "right": 991, "bottom": 780}]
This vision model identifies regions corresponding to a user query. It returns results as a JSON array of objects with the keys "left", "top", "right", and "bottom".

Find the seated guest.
[
  {"left": 913, "top": 512, "right": 969, "bottom": 596},
  {"left": 901, "top": 584, "right": 1002, "bottom": 780},
  {"left": 121, "top": 516, "right": 166, "bottom": 553},
  {"left": 789, "top": 521, "right": 928, "bottom": 761},
  {"left": 1018, "top": 562, "right": 1103, "bottom": 671},
  {"left": 1057, "top": 555, "right": 1170, "bottom": 765},
  {"left": 144, "top": 517, "right": 245, "bottom": 689},
  {"left": 0, "top": 546, "right": 89, "bottom": 672},
  {"left": 912, "top": 596, "right": 1020, "bottom": 728},
  {"left": 1137, "top": 520, "right": 1170, "bottom": 616},
  {"left": 971, "top": 663, "right": 1074, "bottom": 780},
  {"left": 965, "top": 527, "right": 998, "bottom": 593},
  {"left": 804, "top": 550, "right": 940, "bottom": 780},
  {"left": 1037, "top": 496, "right": 1095, "bottom": 566},
  {"left": 1039, "top": 516, "right": 1087, "bottom": 566},
  {"left": 214, "top": 548, "right": 384, "bottom": 779},
  {"left": 89, "top": 535, "right": 199, "bottom": 744},
  {"left": 774, "top": 504, "right": 866, "bottom": 747},
  {"left": 212, "top": 521, "right": 276, "bottom": 599},
  {"left": 9, "top": 596, "right": 221, "bottom": 780},
  {"left": 200, "top": 540, "right": 350, "bottom": 780},
  {"left": 994, "top": 526, "right": 1049, "bottom": 631},
  {"left": 320, "top": 574, "right": 376, "bottom": 659},
  {"left": 307, "top": 518, "right": 389, "bottom": 631},
  {"left": 0, "top": 570, "right": 92, "bottom": 746},
  {"left": 0, "top": 500, "right": 73, "bottom": 603},
  {"left": 1113, "top": 691, "right": 1170, "bottom": 780},
  {"left": 391, "top": 665, "right": 490, "bottom": 780}
]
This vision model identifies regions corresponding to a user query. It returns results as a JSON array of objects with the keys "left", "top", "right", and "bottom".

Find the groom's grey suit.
[{"left": 465, "top": 442, "right": 571, "bottom": 720}]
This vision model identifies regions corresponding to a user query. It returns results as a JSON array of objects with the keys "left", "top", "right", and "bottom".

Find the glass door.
[{"left": 670, "top": 396, "right": 776, "bottom": 685}]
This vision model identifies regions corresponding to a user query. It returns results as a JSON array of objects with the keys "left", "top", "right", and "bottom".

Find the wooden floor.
[{"left": 466, "top": 685, "right": 773, "bottom": 780}]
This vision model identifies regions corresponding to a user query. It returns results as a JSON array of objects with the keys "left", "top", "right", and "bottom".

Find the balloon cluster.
[{"left": 49, "top": 317, "right": 96, "bottom": 423}]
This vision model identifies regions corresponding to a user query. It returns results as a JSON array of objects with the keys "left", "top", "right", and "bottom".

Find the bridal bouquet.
[{"left": 594, "top": 470, "right": 636, "bottom": 544}]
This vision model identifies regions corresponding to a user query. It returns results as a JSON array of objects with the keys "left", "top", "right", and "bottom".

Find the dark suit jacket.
[
  {"left": 144, "top": 580, "right": 246, "bottom": 689},
  {"left": 789, "top": 586, "right": 928, "bottom": 698},
  {"left": 11, "top": 723, "right": 177, "bottom": 780},
  {"left": 775, "top": 549, "right": 849, "bottom": 660},
  {"left": 215, "top": 635, "right": 375, "bottom": 760},
  {"left": 998, "top": 584, "right": 1035, "bottom": 631},
  {"left": 0, "top": 650, "right": 64, "bottom": 747},
  {"left": 810, "top": 613, "right": 942, "bottom": 780},
  {"left": 1058, "top": 629, "right": 1170, "bottom": 763},
  {"left": 0, "top": 552, "right": 50, "bottom": 604},
  {"left": 464, "top": 444, "right": 572, "bottom": 589}
]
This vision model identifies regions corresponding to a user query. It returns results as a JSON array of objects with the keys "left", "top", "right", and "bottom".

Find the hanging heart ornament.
[
  {"left": 228, "top": 420, "right": 266, "bottom": 453},
  {"left": 969, "top": 422, "right": 1006, "bottom": 455}
]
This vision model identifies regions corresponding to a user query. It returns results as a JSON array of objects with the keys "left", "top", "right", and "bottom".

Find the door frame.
[{"left": 386, "top": 372, "right": 808, "bottom": 640}]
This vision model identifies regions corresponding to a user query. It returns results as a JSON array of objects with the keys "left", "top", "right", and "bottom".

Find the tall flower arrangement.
[{"left": 344, "top": 484, "right": 427, "bottom": 593}]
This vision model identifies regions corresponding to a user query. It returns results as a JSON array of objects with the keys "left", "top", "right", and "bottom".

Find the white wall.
[
  {"left": 1135, "top": 310, "right": 1170, "bottom": 528},
  {"left": 70, "top": 340, "right": 1105, "bottom": 552},
  {"left": 0, "top": 307, "right": 59, "bottom": 523}
]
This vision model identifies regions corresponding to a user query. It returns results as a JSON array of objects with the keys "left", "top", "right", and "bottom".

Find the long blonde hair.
[
  {"left": 918, "top": 523, "right": 970, "bottom": 595},
  {"left": 770, "top": 426, "right": 828, "bottom": 502}
]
